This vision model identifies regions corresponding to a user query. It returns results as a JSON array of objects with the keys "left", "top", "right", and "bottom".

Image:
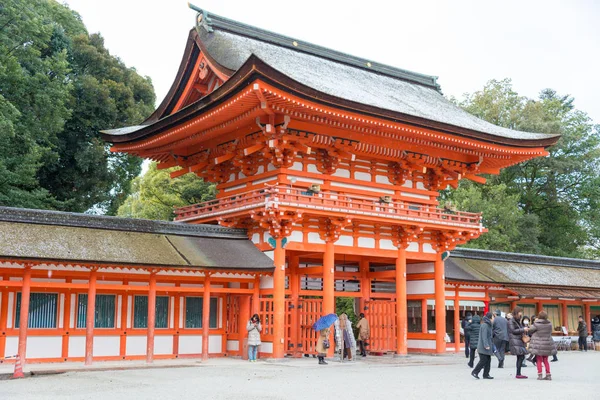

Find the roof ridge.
[
  {"left": 188, "top": 3, "right": 441, "bottom": 91},
  {"left": 0, "top": 206, "right": 247, "bottom": 239},
  {"left": 451, "top": 247, "right": 600, "bottom": 270}
]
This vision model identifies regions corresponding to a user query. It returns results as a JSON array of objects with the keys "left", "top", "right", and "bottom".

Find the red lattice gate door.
[
  {"left": 364, "top": 300, "right": 397, "bottom": 353},
  {"left": 296, "top": 298, "right": 323, "bottom": 355}
]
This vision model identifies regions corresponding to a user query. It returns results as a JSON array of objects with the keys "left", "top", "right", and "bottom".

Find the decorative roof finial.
[{"left": 188, "top": 3, "right": 213, "bottom": 32}]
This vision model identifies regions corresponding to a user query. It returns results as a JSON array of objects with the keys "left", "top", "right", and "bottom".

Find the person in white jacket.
[{"left": 247, "top": 314, "right": 262, "bottom": 362}]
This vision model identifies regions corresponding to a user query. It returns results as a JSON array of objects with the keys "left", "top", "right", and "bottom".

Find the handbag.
[
  {"left": 522, "top": 334, "right": 530, "bottom": 344},
  {"left": 323, "top": 339, "right": 330, "bottom": 349}
]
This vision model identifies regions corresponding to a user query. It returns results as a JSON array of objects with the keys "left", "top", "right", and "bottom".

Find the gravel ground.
[{"left": 2, "top": 352, "right": 598, "bottom": 400}]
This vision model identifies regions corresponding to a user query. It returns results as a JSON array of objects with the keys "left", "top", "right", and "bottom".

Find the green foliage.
[
  {"left": 0, "top": 0, "right": 155, "bottom": 213},
  {"left": 117, "top": 162, "right": 216, "bottom": 221},
  {"left": 335, "top": 297, "right": 357, "bottom": 327},
  {"left": 445, "top": 79, "right": 600, "bottom": 258}
]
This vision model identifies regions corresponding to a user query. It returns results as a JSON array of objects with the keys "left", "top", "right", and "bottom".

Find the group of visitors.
[
  {"left": 465, "top": 307, "right": 561, "bottom": 380},
  {"left": 317, "top": 313, "right": 370, "bottom": 365}
]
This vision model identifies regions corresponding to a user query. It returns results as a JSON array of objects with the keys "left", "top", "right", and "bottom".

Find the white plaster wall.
[
  {"left": 7, "top": 292, "right": 13, "bottom": 328},
  {"left": 375, "top": 175, "right": 391, "bottom": 184},
  {"left": 357, "top": 237, "right": 375, "bottom": 248},
  {"left": 4, "top": 337, "right": 18, "bottom": 358},
  {"left": 126, "top": 336, "right": 147, "bottom": 356},
  {"left": 407, "top": 339, "right": 436, "bottom": 349},
  {"left": 401, "top": 192, "right": 430, "bottom": 200},
  {"left": 445, "top": 291, "right": 456, "bottom": 297},
  {"left": 263, "top": 250, "right": 274, "bottom": 261},
  {"left": 260, "top": 275, "right": 274, "bottom": 289},
  {"left": 331, "top": 181, "right": 394, "bottom": 194},
  {"left": 154, "top": 335, "right": 173, "bottom": 355},
  {"left": 307, "top": 232, "right": 325, "bottom": 244},
  {"left": 267, "top": 163, "right": 276, "bottom": 172},
  {"left": 209, "top": 335, "right": 222, "bottom": 353},
  {"left": 289, "top": 230, "right": 303, "bottom": 242},
  {"left": 355, "top": 172, "right": 371, "bottom": 181},
  {"left": 68, "top": 336, "right": 85, "bottom": 357},
  {"left": 379, "top": 239, "right": 396, "bottom": 250},
  {"left": 179, "top": 335, "right": 202, "bottom": 354},
  {"left": 307, "top": 164, "right": 319, "bottom": 173},
  {"left": 459, "top": 291, "right": 486, "bottom": 298},
  {"left": 27, "top": 336, "right": 62, "bottom": 359},
  {"left": 289, "top": 162, "right": 303, "bottom": 171},
  {"left": 227, "top": 340, "right": 240, "bottom": 351},
  {"left": 260, "top": 342, "right": 273, "bottom": 354},
  {"left": 407, "top": 280, "right": 435, "bottom": 295},
  {"left": 422, "top": 243, "right": 436, "bottom": 254},
  {"left": 337, "top": 235, "right": 353, "bottom": 246},
  {"left": 251, "top": 233, "right": 261, "bottom": 244},
  {"left": 332, "top": 169, "right": 350, "bottom": 178},
  {"left": 93, "top": 336, "right": 120, "bottom": 357},
  {"left": 223, "top": 184, "right": 246, "bottom": 193},
  {"left": 407, "top": 262, "right": 434, "bottom": 274},
  {"left": 416, "top": 182, "right": 426, "bottom": 190},
  {"left": 406, "top": 242, "right": 419, "bottom": 252}
]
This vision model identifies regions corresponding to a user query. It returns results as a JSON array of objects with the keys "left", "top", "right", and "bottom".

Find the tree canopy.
[
  {"left": 444, "top": 79, "right": 600, "bottom": 258},
  {"left": 117, "top": 162, "right": 216, "bottom": 221},
  {"left": 0, "top": 0, "right": 155, "bottom": 213}
]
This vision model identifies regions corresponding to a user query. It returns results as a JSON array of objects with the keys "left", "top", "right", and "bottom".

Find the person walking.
[
  {"left": 356, "top": 313, "right": 370, "bottom": 357},
  {"left": 462, "top": 313, "right": 473, "bottom": 359},
  {"left": 492, "top": 309, "right": 509, "bottom": 368},
  {"left": 471, "top": 312, "right": 495, "bottom": 379},
  {"left": 246, "top": 314, "right": 262, "bottom": 362},
  {"left": 467, "top": 314, "right": 481, "bottom": 368},
  {"left": 316, "top": 327, "right": 331, "bottom": 365},
  {"left": 508, "top": 306, "right": 530, "bottom": 379},
  {"left": 527, "top": 311, "right": 555, "bottom": 380},
  {"left": 577, "top": 315, "right": 588, "bottom": 351},
  {"left": 592, "top": 315, "right": 600, "bottom": 343}
]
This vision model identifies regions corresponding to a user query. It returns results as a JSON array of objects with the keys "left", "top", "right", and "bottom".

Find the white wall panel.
[
  {"left": 93, "top": 336, "right": 120, "bottom": 357},
  {"left": 126, "top": 336, "right": 147, "bottom": 356},
  {"left": 154, "top": 335, "right": 173, "bottom": 355},
  {"left": 27, "top": 336, "right": 62, "bottom": 359},
  {"left": 407, "top": 280, "right": 435, "bottom": 295}
]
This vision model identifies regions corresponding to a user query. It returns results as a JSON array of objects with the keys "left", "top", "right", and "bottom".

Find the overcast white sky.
[{"left": 63, "top": 0, "right": 600, "bottom": 124}]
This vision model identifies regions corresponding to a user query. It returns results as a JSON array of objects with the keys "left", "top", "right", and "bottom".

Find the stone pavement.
[{"left": 2, "top": 351, "right": 598, "bottom": 399}]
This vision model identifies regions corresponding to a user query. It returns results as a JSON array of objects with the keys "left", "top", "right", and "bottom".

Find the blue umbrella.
[{"left": 312, "top": 313, "right": 338, "bottom": 331}]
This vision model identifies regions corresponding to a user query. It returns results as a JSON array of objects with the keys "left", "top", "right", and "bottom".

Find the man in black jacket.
[
  {"left": 492, "top": 310, "right": 509, "bottom": 368},
  {"left": 462, "top": 313, "right": 472, "bottom": 359},
  {"left": 577, "top": 316, "right": 588, "bottom": 351}
]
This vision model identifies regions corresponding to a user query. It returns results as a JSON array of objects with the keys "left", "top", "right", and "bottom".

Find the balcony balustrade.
[{"left": 174, "top": 186, "right": 483, "bottom": 230}]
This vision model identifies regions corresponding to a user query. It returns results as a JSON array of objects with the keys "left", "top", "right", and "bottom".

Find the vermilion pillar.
[
  {"left": 322, "top": 241, "right": 335, "bottom": 314},
  {"left": 18, "top": 265, "right": 32, "bottom": 366},
  {"left": 85, "top": 268, "right": 97, "bottom": 366},
  {"left": 323, "top": 240, "right": 335, "bottom": 357},
  {"left": 289, "top": 254, "right": 300, "bottom": 356},
  {"left": 202, "top": 274, "right": 211, "bottom": 361},
  {"left": 239, "top": 292, "right": 251, "bottom": 360},
  {"left": 454, "top": 287, "right": 460, "bottom": 353},
  {"left": 585, "top": 303, "right": 591, "bottom": 335},
  {"left": 252, "top": 275, "right": 260, "bottom": 315},
  {"left": 272, "top": 238, "right": 286, "bottom": 358},
  {"left": 359, "top": 258, "right": 369, "bottom": 313},
  {"left": 146, "top": 273, "right": 156, "bottom": 363},
  {"left": 0, "top": 289, "right": 9, "bottom": 359},
  {"left": 434, "top": 257, "right": 446, "bottom": 353},
  {"left": 395, "top": 247, "right": 407, "bottom": 355}
]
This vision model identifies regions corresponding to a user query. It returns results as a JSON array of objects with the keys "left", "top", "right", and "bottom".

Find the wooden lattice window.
[
  {"left": 15, "top": 293, "right": 58, "bottom": 329},
  {"left": 185, "top": 297, "right": 218, "bottom": 328},
  {"left": 77, "top": 294, "right": 116, "bottom": 329},
  {"left": 133, "top": 295, "right": 169, "bottom": 329}
]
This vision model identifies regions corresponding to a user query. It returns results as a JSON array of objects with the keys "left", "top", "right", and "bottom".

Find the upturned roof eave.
[{"left": 101, "top": 55, "right": 560, "bottom": 149}]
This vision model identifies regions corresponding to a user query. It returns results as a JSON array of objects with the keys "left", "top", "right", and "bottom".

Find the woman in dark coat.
[
  {"left": 527, "top": 311, "right": 555, "bottom": 380},
  {"left": 467, "top": 314, "right": 481, "bottom": 368},
  {"left": 508, "top": 306, "right": 530, "bottom": 379}
]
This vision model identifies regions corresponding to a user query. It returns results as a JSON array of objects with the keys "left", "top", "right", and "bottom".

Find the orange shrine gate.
[{"left": 98, "top": 4, "right": 559, "bottom": 359}]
